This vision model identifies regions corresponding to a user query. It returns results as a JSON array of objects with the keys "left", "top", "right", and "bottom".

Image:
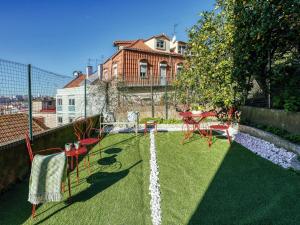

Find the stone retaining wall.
[
  {"left": 238, "top": 125, "right": 300, "bottom": 155},
  {"left": 240, "top": 106, "right": 300, "bottom": 134}
]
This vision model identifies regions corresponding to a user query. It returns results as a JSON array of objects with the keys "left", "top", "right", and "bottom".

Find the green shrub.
[
  {"left": 284, "top": 134, "right": 300, "bottom": 145},
  {"left": 283, "top": 96, "right": 300, "bottom": 112},
  {"left": 139, "top": 117, "right": 182, "bottom": 124},
  {"left": 240, "top": 120, "right": 300, "bottom": 145}
]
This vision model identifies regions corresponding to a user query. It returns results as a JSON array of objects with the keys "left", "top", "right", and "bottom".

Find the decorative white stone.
[
  {"left": 149, "top": 129, "right": 162, "bottom": 225},
  {"left": 234, "top": 132, "right": 297, "bottom": 169}
]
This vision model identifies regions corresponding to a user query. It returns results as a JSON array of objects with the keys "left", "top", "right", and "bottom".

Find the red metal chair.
[
  {"left": 73, "top": 117, "right": 104, "bottom": 163},
  {"left": 179, "top": 112, "right": 201, "bottom": 143},
  {"left": 25, "top": 132, "right": 71, "bottom": 218},
  {"left": 144, "top": 120, "right": 158, "bottom": 135},
  {"left": 208, "top": 108, "right": 236, "bottom": 147}
]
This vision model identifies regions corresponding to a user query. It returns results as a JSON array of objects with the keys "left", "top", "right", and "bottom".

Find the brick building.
[{"left": 102, "top": 34, "right": 186, "bottom": 86}]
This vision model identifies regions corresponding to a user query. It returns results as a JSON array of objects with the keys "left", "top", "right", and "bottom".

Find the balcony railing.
[
  {"left": 57, "top": 105, "right": 62, "bottom": 111},
  {"left": 116, "top": 76, "right": 175, "bottom": 87},
  {"left": 68, "top": 105, "right": 75, "bottom": 112}
]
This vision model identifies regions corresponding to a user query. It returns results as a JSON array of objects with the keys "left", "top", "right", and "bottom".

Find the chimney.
[
  {"left": 86, "top": 66, "right": 93, "bottom": 78},
  {"left": 97, "top": 64, "right": 103, "bottom": 80}
]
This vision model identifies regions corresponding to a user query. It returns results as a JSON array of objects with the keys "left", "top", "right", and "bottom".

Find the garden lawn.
[
  {"left": 1, "top": 131, "right": 300, "bottom": 225},
  {"left": 0, "top": 133, "right": 152, "bottom": 225},
  {"left": 156, "top": 132, "right": 300, "bottom": 225}
]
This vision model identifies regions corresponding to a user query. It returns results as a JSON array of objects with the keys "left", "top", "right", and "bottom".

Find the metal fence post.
[
  {"left": 267, "top": 50, "right": 271, "bottom": 109},
  {"left": 84, "top": 78, "right": 87, "bottom": 119},
  {"left": 151, "top": 69, "right": 154, "bottom": 117},
  {"left": 165, "top": 80, "right": 168, "bottom": 120},
  {"left": 27, "top": 64, "right": 33, "bottom": 140}
]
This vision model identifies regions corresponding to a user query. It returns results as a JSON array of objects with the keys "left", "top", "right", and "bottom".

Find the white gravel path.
[
  {"left": 234, "top": 132, "right": 297, "bottom": 169},
  {"left": 149, "top": 129, "right": 162, "bottom": 225}
]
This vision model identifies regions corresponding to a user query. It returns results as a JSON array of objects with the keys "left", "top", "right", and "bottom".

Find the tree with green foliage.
[
  {"left": 175, "top": 0, "right": 300, "bottom": 111},
  {"left": 175, "top": 0, "right": 240, "bottom": 110},
  {"left": 233, "top": 0, "right": 300, "bottom": 111}
]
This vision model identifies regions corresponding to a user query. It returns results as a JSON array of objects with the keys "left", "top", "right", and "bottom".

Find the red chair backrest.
[
  {"left": 228, "top": 107, "right": 236, "bottom": 119},
  {"left": 201, "top": 111, "right": 217, "bottom": 118},
  {"left": 73, "top": 117, "right": 95, "bottom": 140},
  {"left": 179, "top": 112, "right": 198, "bottom": 125},
  {"left": 25, "top": 132, "right": 34, "bottom": 163},
  {"left": 179, "top": 111, "right": 193, "bottom": 117}
]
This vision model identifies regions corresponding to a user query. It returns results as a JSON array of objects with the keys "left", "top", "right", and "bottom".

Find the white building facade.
[
  {"left": 56, "top": 86, "right": 85, "bottom": 125},
  {"left": 55, "top": 72, "right": 105, "bottom": 126}
]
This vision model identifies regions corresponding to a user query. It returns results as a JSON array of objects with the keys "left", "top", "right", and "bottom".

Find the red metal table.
[
  {"left": 66, "top": 146, "right": 88, "bottom": 184},
  {"left": 179, "top": 111, "right": 217, "bottom": 144}
]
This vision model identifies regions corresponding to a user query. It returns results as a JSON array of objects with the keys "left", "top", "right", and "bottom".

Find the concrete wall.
[
  {"left": 115, "top": 105, "right": 181, "bottom": 122},
  {"left": 240, "top": 106, "right": 300, "bottom": 134},
  {"left": 32, "top": 112, "right": 57, "bottom": 128}
]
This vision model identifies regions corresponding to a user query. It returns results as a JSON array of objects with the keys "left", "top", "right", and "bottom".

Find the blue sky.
[{"left": 0, "top": 0, "right": 214, "bottom": 76}]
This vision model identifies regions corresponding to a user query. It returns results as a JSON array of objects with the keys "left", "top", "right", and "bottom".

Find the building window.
[
  {"left": 69, "top": 98, "right": 75, "bottom": 106},
  {"left": 57, "top": 116, "right": 63, "bottom": 124},
  {"left": 103, "top": 69, "right": 108, "bottom": 79},
  {"left": 69, "top": 117, "right": 74, "bottom": 123},
  {"left": 68, "top": 97, "right": 75, "bottom": 111},
  {"left": 176, "top": 64, "right": 183, "bottom": 74},
  {"left": 159, "top": 62, "right": 167, "bottom": 85},
  {"left": 156, "top": 39, "right": 165, "bottom": 49},
  {"left": 57, "top": 98, "right": 62, "bottom": 111},
  {"left": 139, "top": 61, "right": 147, "bottom": 79},
  {"left": 113, "top": 64, "right": 118, "bottom": 79},
  {"left": 178, "top": 45, "right": 186, "bottom": 54}
]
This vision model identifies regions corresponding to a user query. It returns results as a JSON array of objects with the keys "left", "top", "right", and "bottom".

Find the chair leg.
[
  {"left": 87, "top": 154, "right": 91, "bottom": 174},
  {"left": 32, "top": 204, "right": 36, "bottom": 218},
  {"left": 84, "top": 157, "right": 87, "bottom": 168},
  {"left": 209, "top": 129, "right": 212, "bottom": 148},
  {"left": 226, "top": 129, "right": 231, "bottom": 144},
  {"left": 71, "top": 156, "right": 74, "bottom": 170},
  {"left": 76, "top": 155, "right": 79, "bottom": 184},
  {"left": 67, "top": 170, "right": 71, "bottom": 198}
]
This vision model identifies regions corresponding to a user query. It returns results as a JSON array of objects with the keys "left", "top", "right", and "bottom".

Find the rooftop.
[
  {"left": 63, "top": 74, "right": 86, "bottom": 88},
  {"left": 0, "top": 113, "right": 46, "bottom": 145},
  {"left": 0, "top": 132, "right": 299, "bottom": 224}
]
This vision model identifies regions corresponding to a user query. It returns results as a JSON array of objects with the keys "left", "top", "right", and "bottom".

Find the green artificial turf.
[
  {"left": 0, "top": 133, "right": 152, "bottom": 225},
  {"left": 1, "top": 132, "right": 300, "bottom": 225},
  {"left": 155, "top": 132, "right": 300, "bottom": 225}
]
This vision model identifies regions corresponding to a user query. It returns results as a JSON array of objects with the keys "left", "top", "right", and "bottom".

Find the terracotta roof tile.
[
  {"left": 145, "top": 33, "right": 170, "bottom": 41},
  {"left": 64, "top": 74, "right": 86, "bottom": 88},
  {"left": 106, "top": 34, "right": 184, "bottom": 62},
  {"left": 127, "top": 39, "right": 152, "bottom": 51},
  {"left": 124, "top": 46, "right": 184, "bottom": 57},
  {"left": 113, "top": 40, "right": 136, "bottom": 46},
  {"left": 0, "top": 113, "right": 46, "bottom": 145}
]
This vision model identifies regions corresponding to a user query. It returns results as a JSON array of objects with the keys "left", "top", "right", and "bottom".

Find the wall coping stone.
[{"left": 238, "top": 124, "right": 300, "bottom": 155}]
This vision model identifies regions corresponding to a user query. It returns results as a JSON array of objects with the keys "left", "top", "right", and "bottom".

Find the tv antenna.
[{"left": 172, "top": 24, "right": 178, "bottom": 43}]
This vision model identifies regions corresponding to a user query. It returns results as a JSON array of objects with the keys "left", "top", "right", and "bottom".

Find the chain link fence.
[
  {"left": 115, "top": 77, "right": 179, "bottom": 122},
  {"left": 0, "top": 58, "right": 103, "bottom": 145},
  {"left": 0, "top": 58, "right": 182, "bottom": 145}
]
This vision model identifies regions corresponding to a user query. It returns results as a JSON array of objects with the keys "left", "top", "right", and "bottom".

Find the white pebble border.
[
  {"left": 149, "top": 129, "right": 162, "bottom": 225},
  {"left": 104, "top": 124, "right": 298, "bottom": 170},
  {"left": 234, "top": 132, "right": 297, "bottom": 169}
]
